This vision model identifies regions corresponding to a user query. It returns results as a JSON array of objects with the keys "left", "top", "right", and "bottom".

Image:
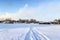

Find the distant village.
[{"left": 0, "top": 19, "right": 60, "bottom": 24}]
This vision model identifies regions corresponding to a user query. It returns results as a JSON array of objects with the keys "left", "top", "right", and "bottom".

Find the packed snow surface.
[{"left": 0, "top": 24, "right": 60, "bottom": 40}]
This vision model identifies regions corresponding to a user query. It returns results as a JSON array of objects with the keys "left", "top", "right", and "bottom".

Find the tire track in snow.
[
  {"left": 24, "top": 29, "right": 36, "bottom": 40},
  {"left": 25, "top": 27, "right": 50, "bottom": 40},
  {"left": 25, "top": 30, "right": 30, "bottom": 40},
  {"left": 32, "top": 30, "right": 41, "bottom": 40},
  {"left": 33, "top": 28, "right": 50, "bottom": 40}
]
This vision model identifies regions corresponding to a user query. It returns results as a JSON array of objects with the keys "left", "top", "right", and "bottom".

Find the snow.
[{"left": 0, "top": 24, "right": 60, "bottom": 40}]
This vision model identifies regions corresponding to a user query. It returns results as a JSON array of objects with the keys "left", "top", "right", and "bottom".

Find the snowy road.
[{"left": 0, "top": 24, "right": 60, "bottom": 40}]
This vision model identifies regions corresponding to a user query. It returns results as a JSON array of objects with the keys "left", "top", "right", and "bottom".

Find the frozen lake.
[{"left": 0, "top": 24, "right": 60, "bottom": 40}]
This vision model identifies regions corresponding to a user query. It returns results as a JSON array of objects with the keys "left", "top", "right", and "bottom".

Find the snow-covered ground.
[{"left": 0, "top": 24, "right": 60, "bottom": 40}]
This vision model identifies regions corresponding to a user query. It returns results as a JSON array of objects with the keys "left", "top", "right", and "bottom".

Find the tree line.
[{"left": 0, "top": 19, "right": 60, "bottom": 24}]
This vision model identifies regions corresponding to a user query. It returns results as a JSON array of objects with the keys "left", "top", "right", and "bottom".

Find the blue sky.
[
  {"left": 0, "top": 0, "right": 41, "bottom": 13},
  {"left": 0, "top": 0, "right": 60, "bottom": 21}
]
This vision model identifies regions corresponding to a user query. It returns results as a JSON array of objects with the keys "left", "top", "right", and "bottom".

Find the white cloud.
[
  {"left": 24, "top": 4, "right": 28, "bottom": 8},
  {"left": 0, "top": 3, "right": 41, "bottom": 20},
  {"left": 0, "top": 13, "right": 19, "bottom": 20},
  {"left": 0, "top": 2, "right": 60, "bottom": 21}
]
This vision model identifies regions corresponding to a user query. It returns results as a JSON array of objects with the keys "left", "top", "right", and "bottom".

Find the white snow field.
[{"left": 0, "top": 24, "right": 60, "bottom": 40}]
